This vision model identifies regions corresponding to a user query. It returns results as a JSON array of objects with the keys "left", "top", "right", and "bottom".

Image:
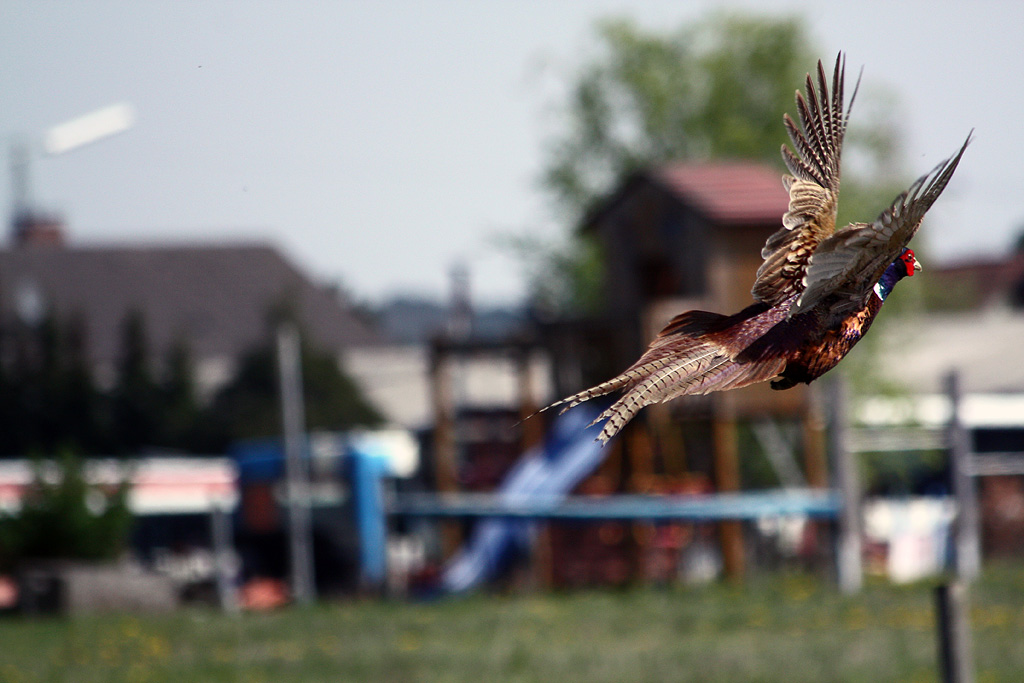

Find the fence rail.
[
  {"left": 390, "top": 489, "right": 841, "bottom": 522},
  {"left": 848, "top": 427, "right": 948, "bottom": 453}
]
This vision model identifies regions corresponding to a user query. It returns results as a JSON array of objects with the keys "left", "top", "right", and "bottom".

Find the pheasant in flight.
[{"left": 545, "top": 54, "right": 971, "bottom": 443}]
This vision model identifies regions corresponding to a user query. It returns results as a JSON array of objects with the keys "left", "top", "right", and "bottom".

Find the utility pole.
[
  {"left": 946, "top": 370, "right": 980, "bottom": 581},
  {"left": 9, "top": 140, "right": 31, "bottom": 219},
  {"left": 827, "top": 378, "right": 863, "bottom": 594},
  {"left": 8, "top": 102, "right": 134, "bottom": 234},
  {"left": 277, "top": 323, "right": 315, "bottom": 604}
]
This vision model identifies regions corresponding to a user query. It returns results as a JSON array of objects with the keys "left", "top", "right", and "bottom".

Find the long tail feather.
[
  {"left": 535, "top": 335, "right": 718, "bottom": 417},
  {"left": 592, "top": 353, "right": 732, "bottom": 442},
  {"left": 592, "top": 352, "right": 786, "bottom": 443},
  {"left": 534, "top": 303, "right": 787, "bottom": 443}
]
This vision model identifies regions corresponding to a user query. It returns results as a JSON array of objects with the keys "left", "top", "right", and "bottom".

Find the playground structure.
[
  {"left": 395, "top": 402, "right": 843, "bottom": 593},
  {"left": 346, "top": 369, "right": 996, "bottom": 599},
  {"left": 387, "top": 158, "right": 1008, "bottom": 592},
  {"left": 363, "top": 162, "right": 847, "bottom": 591},
  {"left": 540, "top": 161, "right": 830, "bottom": 581},
  {"left": 378, "top": 315, "right": 836, "bottom": 592}
]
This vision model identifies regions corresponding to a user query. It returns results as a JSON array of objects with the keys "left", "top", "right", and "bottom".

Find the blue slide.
[{"left": 442, "top": 404, "right": 606, "bottom": 593}]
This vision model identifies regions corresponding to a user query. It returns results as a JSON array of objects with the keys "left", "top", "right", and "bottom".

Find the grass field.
[{"left": 2, "top": 565, "right": 1023, "bottom": 682}]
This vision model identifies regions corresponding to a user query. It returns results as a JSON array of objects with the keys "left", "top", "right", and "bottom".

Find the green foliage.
[
  {"left": 0, "top": 312, "right": 202, "bottom": 456},
  {"left": 0, "top": 310, "right": 382, "bottom": 456},
  {"left": 502, "top": 232, "right": 606, "bottom": 317},
  {"left": 205, "top": 332, "right": 383, "bottom": 444},
  {"left": 111, "top": 312, "right": 164, "bottom": 453},
  {"left": 0, "top": 314, "right": 108, "bottom": 455},
  {"left": 157, "top": 340, "right": 204, "bottom": 449},
  {"left": 0, "top": 453, "right": 133, "bottom": 569},
  {"left": 527, "top": 11, "right": 907, "bottom": 317},
  {"left": 859, "top": 448, "right": 946, "bottom": 496},
  {"left": 543, "top": 13, "right": 815, "bottom": 222}
]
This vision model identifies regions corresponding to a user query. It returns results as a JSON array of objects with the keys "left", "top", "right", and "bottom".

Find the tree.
[
  {"left": 205, "top": 330, "right": 383, "bottom": 446},
  {"left": 110, "top": 312, "right": 163, "bottom": 454},
  {"left": 0, "top": 453, "right": 132, "bottom": 569},
  {"left": 157, "top": 339, "right": 203, "bottom": 450},
  {"left": 544, "top": 14, "right": 812, "bottom": 220},
  {"left": 531, "top": 12, "right": 906, "bottom": 314},
  {"left": 0, "top": 314, "right": 106, "bottom": 456},
  {"left": 48, "top": 315, "right": 106, "bottom": 453}
]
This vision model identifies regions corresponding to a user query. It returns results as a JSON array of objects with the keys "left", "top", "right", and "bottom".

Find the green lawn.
[{"left": 2, "top": 565, "right": 1023, "bottom": 682}]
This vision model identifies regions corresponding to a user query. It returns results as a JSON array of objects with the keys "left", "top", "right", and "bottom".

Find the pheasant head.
[{"left": 875, "top": 247, "right": 920, "bottom": 301}]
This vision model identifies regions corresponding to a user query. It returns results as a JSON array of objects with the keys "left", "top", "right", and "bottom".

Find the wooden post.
[
  {"left": 515, "top": 345, "right": 552, "bottom": 588},
  {"left": 429, "top": 343, "right": 461, "bottom": 558},
  {"left": 516, "top": 346, "right": 544, "bottom": 451},
  {"left": 802, "top": 386, "right": 828, "bottom": 489},
  {"left": 712, "top": 394, "right": 744, "bottom": 581},
  {"left": 649, "top": 404, "right": 687, "bottom": 476},
  {"left": 627, "top": 424, "right": 656, "bottom": 583},
  {"left": 946, "top": 370, "right": 981, "bottom": 581},
  {"left": 936, "top": 581, "right": 975, "bottom": 683},
  {"left": 531, "top": 524, "right": 556, "bottom": 591},
  {"left": 827, "top": 378, "right": 862, "bottom": 594},
  {"left": 628, "top": 423, "right": 656, "bottom": 493},
  {"left": 801, "top": 386, "right": 829, "bottom": 568}
]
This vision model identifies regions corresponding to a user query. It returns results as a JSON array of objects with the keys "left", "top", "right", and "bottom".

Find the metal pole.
[
  {"left": 711, "top": 394, "right": 744, "bottom": 582},
  {"left": 9, "top": 140, "right": 31, "bottom": 219},
  {"left": 278, "top": 323, "right": 315, "bottom": 604},
  {"left": 946, "top": 370, "right": 980, "bottom": 581},
  {"left": 936, "top": 581, "right": 974, "bottom": 683},
  {"left": 350, "top": 451, "right": 388, "bottom": 590},
  {"left": 828, "top": 378, "right": 862, "bottom": 594},
  {"left": 210, "top": 502, "right": 238, "bottom": 613}
]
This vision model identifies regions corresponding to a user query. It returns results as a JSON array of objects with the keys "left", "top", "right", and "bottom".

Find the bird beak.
[{"left": 914, "top": 259, "right": 922, "bottom": 273}]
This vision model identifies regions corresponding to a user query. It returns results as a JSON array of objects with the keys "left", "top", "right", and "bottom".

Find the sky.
[{"left": 0, "top": 1, "right": 1019, "bottom": 306}]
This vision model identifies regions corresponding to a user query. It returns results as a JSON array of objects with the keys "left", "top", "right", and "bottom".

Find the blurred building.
[
  {"left": 870, "top": 252, "right": 1024, "bottom": 562},
  {"left": 0, "top": 213, "right": 551, "bottom": 437},
  {"left": 0, "top": 214, "right": 381, "bottom": 400},
  {"left": 925, "top": 250, "right": 1024, "bottom": 311},
  {"left": 891, "top": 247, "right": 1024, "bottom": 393}
]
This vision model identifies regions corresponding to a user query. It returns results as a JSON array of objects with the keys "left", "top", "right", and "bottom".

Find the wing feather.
[
  {"left": 791, "top": 132, "right": 972, "bottom": 317},
  {"left": 752, "top": 55, "right": 857, "bottom": 306}
]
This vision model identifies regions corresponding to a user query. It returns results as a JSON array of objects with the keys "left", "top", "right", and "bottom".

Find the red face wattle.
[{"left": 900, "top": 249, "right": 919, "bottom": 277}]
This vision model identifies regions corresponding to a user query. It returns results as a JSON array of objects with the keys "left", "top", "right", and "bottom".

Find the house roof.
[
  {"left": 653, "top": 161, "right": 790, "bottom": 225},
  {"left": 878, "top": 311, "right": 1024, "bottom": 395},
  {"left": 0, "top": 242, "right": 382, "bottom": 367},
  {"left": 917, "top": 253, "right": 1024, "bottom": 310}
]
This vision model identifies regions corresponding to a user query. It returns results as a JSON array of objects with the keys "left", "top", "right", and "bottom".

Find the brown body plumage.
[{"left": 544, "top": 54, "right": 971, "bottom": 443}]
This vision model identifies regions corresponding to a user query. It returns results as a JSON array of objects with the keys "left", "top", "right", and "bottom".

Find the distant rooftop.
[
  {"left": 879, "top": 310, "right": 1024, "bottom": 395},
  {"left": 653, "top": 161, "right": 790, "bottom": 225},
  {"left": 0, "top": 239, "right": 382, "bottom": 369}
]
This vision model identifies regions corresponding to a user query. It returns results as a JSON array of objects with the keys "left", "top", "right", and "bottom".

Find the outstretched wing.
[
  {"left": 752, "top": 54, "right": 859, "bottom": 307},
  {"left": 791, "top": 133, "right": 972, "bottom": 318}
]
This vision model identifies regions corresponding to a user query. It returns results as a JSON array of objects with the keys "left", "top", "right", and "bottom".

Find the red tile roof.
[{"left": 654, "top": 162, "right": 789, "bottom": 225}]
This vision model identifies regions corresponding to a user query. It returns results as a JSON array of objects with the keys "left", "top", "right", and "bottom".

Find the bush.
[{"left": 0, "top": 454, "right": 133, "bottom": 570}]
